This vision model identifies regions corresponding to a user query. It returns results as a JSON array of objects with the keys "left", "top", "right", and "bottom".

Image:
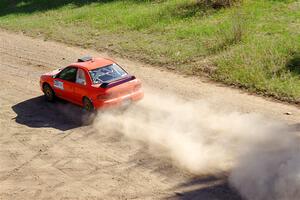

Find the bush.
[
  {"left": 197, "top": 0, "right": 241, "bottom": 8},
  {"left": 206, "top": 7, "right": 246, "bottom": 54}
]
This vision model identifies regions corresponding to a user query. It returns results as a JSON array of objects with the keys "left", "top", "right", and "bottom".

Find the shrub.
[{"left": 197, "top": 0, "right": 241, "bottom": 8}]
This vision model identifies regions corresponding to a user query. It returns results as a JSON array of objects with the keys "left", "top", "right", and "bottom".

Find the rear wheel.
[
  {"left": 43, "top": 84, "right": 55, "bottom": 102},
  {"left": 83, "top": 97, "right": 94, "bottom": 112}
]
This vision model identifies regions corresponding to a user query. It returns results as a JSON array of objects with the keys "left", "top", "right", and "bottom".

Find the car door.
[{"left": 53, "top": 66, "right": 78, "bottom": 102}]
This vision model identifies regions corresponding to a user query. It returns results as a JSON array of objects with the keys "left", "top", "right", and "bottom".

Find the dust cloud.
[
  {"left": 93, "top": 89, "right": 300, "bottom": 200},
  {"left": 229, "top": 126, "right": 300, "bottom": 200}
]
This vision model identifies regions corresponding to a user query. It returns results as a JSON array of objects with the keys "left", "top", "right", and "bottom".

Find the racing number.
[
  {"left": 54, "top": 67, "right": 78, "bottom": 100},
  {"left": 54, "top": 80, "right": 64, "bottom": 90}
]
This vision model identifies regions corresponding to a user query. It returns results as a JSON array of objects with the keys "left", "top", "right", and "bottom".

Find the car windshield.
[{"left": 89, "top": 64, "right": 127, "bottom": 84}]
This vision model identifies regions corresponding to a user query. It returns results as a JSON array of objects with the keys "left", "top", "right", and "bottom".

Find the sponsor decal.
[{"left": 54, "top": 80, "right": 64, "bottom": 90}]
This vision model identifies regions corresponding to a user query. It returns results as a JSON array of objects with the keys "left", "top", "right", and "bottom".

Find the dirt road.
[{"left": 0, "top": 30, "right": 300, "bottom": 200}]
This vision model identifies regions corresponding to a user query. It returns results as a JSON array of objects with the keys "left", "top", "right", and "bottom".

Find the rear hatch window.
[{"left": 89, "top": 64, "right": 127, "bottom": 84}]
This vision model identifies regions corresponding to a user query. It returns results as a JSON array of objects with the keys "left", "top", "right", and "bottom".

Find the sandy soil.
[{"left": 0, "top": 30, "right": 300, "bottom": 200}]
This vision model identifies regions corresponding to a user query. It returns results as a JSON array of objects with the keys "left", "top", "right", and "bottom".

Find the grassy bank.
[{"left": 0, "top": 0, "right": 299, "bottom": 101}]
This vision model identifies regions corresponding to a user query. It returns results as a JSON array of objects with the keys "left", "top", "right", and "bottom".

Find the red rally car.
[{"left": 40, "top": 56, "right": 144, "bottom": 111}]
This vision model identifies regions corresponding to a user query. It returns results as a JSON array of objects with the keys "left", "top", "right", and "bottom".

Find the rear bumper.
[{"left": 93, "top": 90, "right": 144, "bottom": 109}]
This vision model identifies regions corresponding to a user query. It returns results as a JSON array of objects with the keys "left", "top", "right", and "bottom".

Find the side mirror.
[{"left": 53, "top": 68, "right": 63, "bottom": 78}]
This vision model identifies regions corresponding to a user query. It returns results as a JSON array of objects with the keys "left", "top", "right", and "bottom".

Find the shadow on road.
[
  {"left": 11, "top": 96, "right": 91, "bottom": 131},
  {"left": 170, "top": 175, "right": 242, "bottom": 200}
]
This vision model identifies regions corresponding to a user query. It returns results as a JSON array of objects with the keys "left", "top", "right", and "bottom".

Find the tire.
[
  {"left": 83, "top": 97, "right": 94, "bottom": 112},
  {"left": 43, "top": 84, "right": 55, "bottom": 102}
]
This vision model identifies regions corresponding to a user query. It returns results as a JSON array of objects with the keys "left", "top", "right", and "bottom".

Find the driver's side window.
[{"left": 57, "top": 67, "right": 77, "bottom": 82}]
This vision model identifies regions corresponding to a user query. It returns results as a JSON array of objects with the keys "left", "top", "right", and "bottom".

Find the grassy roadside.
[{"left": 0, "top": 0, "right": 300, "bottom": 102}]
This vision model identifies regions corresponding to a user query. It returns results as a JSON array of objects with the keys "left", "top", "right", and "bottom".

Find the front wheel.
[
  {"left": 43, "top": 84, "right": 55, "bottom": 102},
  {"left": 83, "top": 97, "right": 94, "bottom": 112}
]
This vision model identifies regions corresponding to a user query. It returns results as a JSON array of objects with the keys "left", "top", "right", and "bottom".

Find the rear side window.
[
  {"left": 89, "top": 63, "right": 127, "bottom": 84},
  {"left": 76, "top": 68, "right": 86, "bottom": 85},
  {"left": 57, "top": 67, "right": 77, "bottom": 82}
]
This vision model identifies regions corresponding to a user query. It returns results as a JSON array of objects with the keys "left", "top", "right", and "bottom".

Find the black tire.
[
  {"left": 83, "top": 97, "right": 94, "bottom": 112},
  {"left": 43, "top": 84, "right": 55, "bottom": 102}
]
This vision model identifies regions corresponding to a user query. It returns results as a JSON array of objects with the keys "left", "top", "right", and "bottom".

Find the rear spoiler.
[{"left": 100, "top": 75, "right": 136, "bottom": 88}]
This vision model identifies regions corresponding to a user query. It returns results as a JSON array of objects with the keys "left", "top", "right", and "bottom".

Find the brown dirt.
[{"left": 0, "top": 30, "right": 300, "bottom": 200}]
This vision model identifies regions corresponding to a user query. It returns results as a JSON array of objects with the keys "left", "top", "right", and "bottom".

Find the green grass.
[{"left": 0, "top": 0, "right": 300, "bottom": 101}]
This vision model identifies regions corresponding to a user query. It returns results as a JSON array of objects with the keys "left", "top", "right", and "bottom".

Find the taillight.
[
  {"left": 134, "top": 83, "right": 142, "bottom": 92},
  {"left": 97, "top": 93, "right": 114, "bottom": 100}
]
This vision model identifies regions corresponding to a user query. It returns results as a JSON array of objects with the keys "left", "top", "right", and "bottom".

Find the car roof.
[{"left": 71, "top": 58, "right": 115, "bottom": 71}]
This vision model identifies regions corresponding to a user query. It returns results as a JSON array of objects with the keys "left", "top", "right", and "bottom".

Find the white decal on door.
[{"left": 54, "top": 80, "right": 64, "bottom": 90}]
